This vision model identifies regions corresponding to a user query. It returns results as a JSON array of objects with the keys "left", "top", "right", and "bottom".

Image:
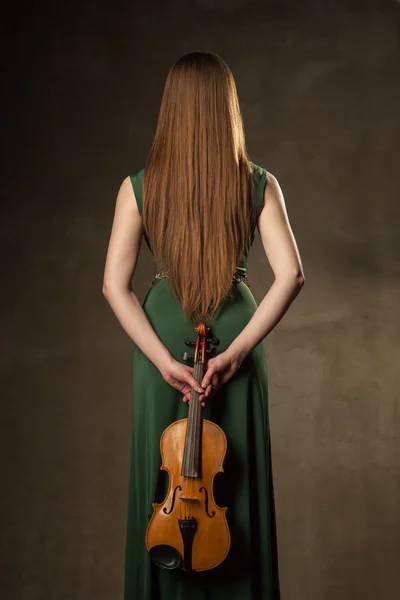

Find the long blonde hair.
[{"left": 142, "top": 51, "right": 256, "bottom": 325}]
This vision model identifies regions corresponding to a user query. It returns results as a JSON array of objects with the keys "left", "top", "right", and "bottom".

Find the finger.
[
  {"left": 183, "top": 390, "right": 205, "bottom": 403},
  {"left": 205, "top": 371, "right": 219, "bottom": 394},
  {"left": 173, "top": 378, "right": 200, "bottom": 396},
  {"left": 201, "top": 369, "right": 215, "bottom": 389},
  {"left": 186, "top": 375, "right": 204, "bottom": 394}
]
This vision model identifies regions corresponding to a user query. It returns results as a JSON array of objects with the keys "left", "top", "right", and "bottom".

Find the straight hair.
[{"left": 142, "top": 51, "right": 256, "bottom": 325}]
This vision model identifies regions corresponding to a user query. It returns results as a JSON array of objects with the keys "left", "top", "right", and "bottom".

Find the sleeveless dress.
[{"left": 124, "top": 162, "right": 280, "bottom": 600}]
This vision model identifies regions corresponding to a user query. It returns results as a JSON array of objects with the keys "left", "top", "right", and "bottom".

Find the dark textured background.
[{"left": 2, "top": 1, "right": 399, "bottom": 598}]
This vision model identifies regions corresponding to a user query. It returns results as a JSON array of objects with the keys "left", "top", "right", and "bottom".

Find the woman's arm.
[
  {"left": 102, "top": 177, "right": 204, "bottom": 395},
  {"left": 223, "top": 171, "right": 305, "bottom": 368}
]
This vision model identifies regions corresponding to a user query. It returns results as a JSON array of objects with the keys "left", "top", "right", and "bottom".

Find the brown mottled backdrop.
[{"left": 1, "top": 1, "right": 399, "bottom": 599}]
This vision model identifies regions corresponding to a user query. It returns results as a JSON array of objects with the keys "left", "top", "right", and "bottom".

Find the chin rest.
[{"left": 149, "top": 544, "right": 182, "bottom": 570}]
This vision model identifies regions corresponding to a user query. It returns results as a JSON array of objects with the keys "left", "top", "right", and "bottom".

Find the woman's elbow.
[
  {"left": 296, "top": 272, "right": 305, "bottom": 288},
  {"left": 278, "top": 270, "right": 305, "bottom": 289},
  {"left": 102, "top": 281, "right": 114, "bottom": 298},
  {"left": 102, "top": 280, "right": 132, "bottom": 298}
]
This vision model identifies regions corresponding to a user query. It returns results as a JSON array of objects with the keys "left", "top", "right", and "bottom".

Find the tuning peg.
[
  {"left": 207, "top": 337, "right": 220, "bottom": 345},
  {"left": 205, "top": 347, "right": 218, "bottom": 357},
  {"left": 182, "top": 351, "right": 195, "bottom": 361},
  {"left": 184, "top": 340, "right": 196, "bottom": 346}
]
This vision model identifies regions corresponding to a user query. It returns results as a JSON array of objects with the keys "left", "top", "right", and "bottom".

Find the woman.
[{"left": 103, "top": 51, "right": 305, "bottom": 600}]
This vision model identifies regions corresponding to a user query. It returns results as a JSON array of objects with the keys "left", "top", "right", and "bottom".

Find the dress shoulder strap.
[
  {"left": 129, "top": 167, "right": 145, "bottom": 216},
  {"left": 129, "top": 167, "right": 154, "bottom": 253},
  {"left": 249, "top": 161, "right": 268, "bottom": 220}
]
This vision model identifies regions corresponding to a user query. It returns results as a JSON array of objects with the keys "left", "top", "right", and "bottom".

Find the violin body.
[{"left": 146, "top": 417, "right": 230, "bottom": 571}]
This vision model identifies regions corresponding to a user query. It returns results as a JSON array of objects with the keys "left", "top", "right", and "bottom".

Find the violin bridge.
[{"left": 179, "top": 496, "right": 199, "bottom": 502}]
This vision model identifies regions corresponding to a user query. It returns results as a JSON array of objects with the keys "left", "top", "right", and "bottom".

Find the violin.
[{"left": 145, "top": 321, "right": 231, "bottom": 572}]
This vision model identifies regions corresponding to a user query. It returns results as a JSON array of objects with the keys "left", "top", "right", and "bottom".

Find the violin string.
[
  {"left": 198, "top": 361, "right": 202, "bottom": 524},
  {"left": 191, "top": 337, "right": 196, "bottom": 520},
  {"left": 196, "top": 361, "right": 200, "bottom": 515},
  {"left": 194, "top": 361, "right": 200, "bottom": 517},
  {"left": 196, "top": 361, "right": 201, "bottom": 519},
  {"left": 185, "top": 348, "right": 203, "bottom": 520},
  {"left": 198, "top": 361, "right": 202, "bottom": 522},
  {"left": 191, "top": 363, "right": 198, "bottom": 518},
  {"left": 192, "top": 362, "right": 198, "bottom": 518},
  {"left": 189, "top": 372, "right": 195, "bottom": 519},
  {"left": 187, "top": 389, "right": 191, "bottom": 519},
  {"left": 189, "top": 361, "right": 199, "bottom": 519},
  {"left": 189, "top": 381, "right": 192, "bottom": 519},
  {"left": 196, "top": 361, "right": 201, "bottom": 515},
  {"left": 189, "top": 384, "right": 192, "bottom": 521},
  {"left": 193, "top": 360, "right": 201, "bottom": 520}
]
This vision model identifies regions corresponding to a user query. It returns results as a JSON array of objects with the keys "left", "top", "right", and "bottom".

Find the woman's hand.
[
  {"left": 160, "top": 357, "right": 206, "bottom": 400},
  {"left": 181, "top": 351, "right": 242, "bottom": 407}
]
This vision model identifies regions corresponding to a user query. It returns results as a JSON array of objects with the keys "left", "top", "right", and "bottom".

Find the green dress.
[{"left": 124, "top": 162, "right": 280, "bottom": 600}]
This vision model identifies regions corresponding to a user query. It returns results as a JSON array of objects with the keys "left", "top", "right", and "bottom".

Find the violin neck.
[{"left": 181, "top": 361, "right": 204, "bottom": 478}]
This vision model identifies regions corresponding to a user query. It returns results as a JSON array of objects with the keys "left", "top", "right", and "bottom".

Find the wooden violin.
[{"left": 145, "top": 321, "right": 231, "bottom": 572}]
